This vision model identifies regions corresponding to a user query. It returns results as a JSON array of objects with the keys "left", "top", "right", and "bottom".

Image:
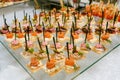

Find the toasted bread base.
[
  {"left": 89, "top": 37, "right": 97, "bottom": 43},
  {"left": 5, "top": 37, "right": 14, "bottom": 42},
  {"left": 70, "top": 54, "right": 86, "bottom": 60},
  {"left": 50, "top": 46, "right": 64, "bottom": 52},
  {"left": 51, "top": 53, "right": 65, "bottom": 65},
  {"left": 11, "top": 43, "right": 22, "bottom": 50},
  {"left": 74, "top": 37, "right": 83, "bottom": 43},
  {"left": 58, "top": 37, "right": 69, "bottom": 42},
  {"left": 48, "top": 67, "right": 62, "bottom": 76},
  {"left": 27, "top": 64, "right": 43, "bottom": 73},
  {"left": 44, "top": 66, "right": 63, "bottom": 76},
  {"left": 64, "top": 64, "right": 80, "bottom": 74},
  {"left": 80, "top": 49, "right": 89, "bottom": 54},
  {"left": 92, "top": 47, "right": 106, "bottom": 54},
  {"left": 21, "top": 52, "right": 35, "bottom": 59},
  {"left": 34, "top": 52, "right": 47, "bottom": 60},
  {"left": 31, "top": 36, "right": 37, "bottom": 42}
]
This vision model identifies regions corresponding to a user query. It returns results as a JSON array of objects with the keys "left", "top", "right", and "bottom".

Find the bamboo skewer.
[{"left": 59, "top": 0, "right": 64, "bottom": 8}]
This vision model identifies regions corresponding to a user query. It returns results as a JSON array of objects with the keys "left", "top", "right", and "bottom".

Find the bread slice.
[{"left": 27, "top": 62, "right": 43, "bottom": 73}]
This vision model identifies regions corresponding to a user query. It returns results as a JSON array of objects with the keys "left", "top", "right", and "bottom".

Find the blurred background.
[{"left": 33, "top": 0, "right": 119, "bottom": 10}]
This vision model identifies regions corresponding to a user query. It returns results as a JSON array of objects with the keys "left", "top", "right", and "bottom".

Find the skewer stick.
[
  {"left": 101, "top": 9, "right": 104, "bottom": 24},
  {"left": 37, "top": 37, "right": 43, "bottom": 51},
  {"left": 56, "top": 28, "right": 58, "bottom": 42},
  {"left": 99, "top": 25, "right": 102, "bottom": 44},
  {"left": 39, "top": 12, "right": 41, "bottom": 25},
  {"left": 67, "top": 0, "right": 69, "bottom": 14},
  {"left": 71, "top": 33, "right": 75, "bottom": 54},
  {"left": 15, "top": 26, "right": 17, "bottom": 40},
  {"left": 43, "top": 27, "right": 45, "bottom": 41},
  {"left": 14, "top": 12, "right": 17, "bottom": 40},
  {"left": 84, "top": 31, "right": 88, "bottom": 43},
  {"left": 88, "top": 23, "right": 91, "bottom": 33},
  {"left": 58, "top": 22, "right": 61, "bottom": 32},
  {"left": 62, "top": 13, "right": 64, "bottom": 24},
  {"left": 4, "top": 18, "right": 9, "bottom": 29},
  {"left": 34, "top": 0, "right": 40, "bottom": 9},
  {"left": 19, "top": 22, "right": 22, "bottom": 33},
  {"left": 23, "top": 10, "right": 25, "bottom": 17},
  {"left": 27, "top": 26, "right": 30, "bottom": 41},
  {"left": 105, "top": 22, "right": 108, "bottom": 34},
  {"left": 71, "top": 31, "right": 75, "bottom": 50},
  {"left": 49, "top": 17, "right": 51, "bottom": 27},
  {"left": 59, "top": 0, "right": 64, "bottom": 8},
  {"left": 46, "top": 45, "right": 50, "bottom": 62},
  {"left": 89, "top": 0, "right": 92, "bottom": 5},
  {"left": 72, "top": 21, "right": 75, "bottom": 33},
  {"left": 25, "top": 34, "right": 28, "bottom": 51},
  {"left": 70, "top": 28, "right": 72, "bottom": 44},
  {"left": 3, "top": 14, "right": 5, "bottom": 20},
  {"left": 53, "top": 37, "right": 57, "bottom": 50},
  {"left": 29, "top": 20, "right": 33, "bottom": 31},
  {"left": 78, "top": 0, "right": 80, "bottom": 12},
  {"left": 66, "top": 42, "right": 70, "bottom": 59}
]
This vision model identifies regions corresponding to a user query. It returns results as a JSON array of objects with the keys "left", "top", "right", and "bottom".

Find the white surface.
[
  {"left": 0, "top": 3, "right": 34, "bottom": 80},
  {"left": 0, "top": 65, "right": 29, "bottom": 80},
  {"left": 0, "top": 42, "right": 32, "bottom": 80},
  {"left": 75, "top": 46, "right": 120, "bottom": 80},
  {"left": 75, "top": 1, "right": 120, "bottom": 79}
]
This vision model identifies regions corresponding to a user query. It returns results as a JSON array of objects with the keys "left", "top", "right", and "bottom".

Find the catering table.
[{"left": 0, "top": 1, "right": 120, "bottom": 80}]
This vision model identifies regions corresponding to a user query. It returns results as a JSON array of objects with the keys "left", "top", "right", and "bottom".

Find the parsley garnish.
[
  {"left": 106, "top": 39, "right": 112, "bottom": 44},
  {"left": 86, "top": 43, "right": 91, "bottom": 50},
  {"left": 78, "top": 51, "right": 84, "bottom": 56},
  {"left": 28, "top": 48, "right": 34, "bottom": 54}
]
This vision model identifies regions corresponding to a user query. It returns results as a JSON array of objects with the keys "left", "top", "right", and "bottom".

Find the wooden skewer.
[
  {"left": 19, "top": 22, "right": 22, "bottom": 33},
  {"left": 66, "top": 42, "right": 70, "bottom": 59},
  {"left": 67, "top": 0, "right": 69, "bottom": 14},
  {"left": 84, "top": 31, "right": 88, "bottom": 43},
  {"left": 14, "top": 12, "right": 17, "bottom": 40},
  {"left": 105, "top": 22, "right": 108, "bottom": 34},
  {"left": 37, "top": 37, "right": 43, "bottom": 51},
  {"left": 59, "top": 0, "right": 64, "bottom": 8},
  {"left": 46, "top": 45, "right": 50, "bottom": 62},
  {"left": 34, "top": 0, "right": 40, "bottom": 9},
  {"left": 39, "top": 12, "right": 41, "bottom": 25},
  {"left": 43, "top": 27, "right": 45, "bottom": 41},
  {"left": 70, "top": 28, "right": 72, "bottom": 44},
  {"left": 99, "top": 25, "right": 102, "bottom": 44},
  {"left": 56, "top": 28, "right": 58, "bottom": 42},
  {"left": 58, "top": 22, "right": 61, "bottom": 32},
  {"left": 71, "top": 32, "right": 74, "bottom": 50},
  {"left": 23, "top": 10, "right": 25, "bottom": 17},
  {"left": 25, "top": 34, "right": 28, "bottom": 51},
  {"left": 53, "top": 37, "right": 57, "bottom": 50},
  {"left": 27, "top": 26, "right": 30, "bottom": 41},
  {"left": 89, "top": 0, "right": 92, "bottom": 5}
]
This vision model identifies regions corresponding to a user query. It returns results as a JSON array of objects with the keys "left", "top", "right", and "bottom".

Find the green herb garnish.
[
  {"left": 53, "top": 49, "right": 63, "bottom": 54},
  {"left": 86, "top": 43, "right": 91, "bottom": 50},
  {"left": 32, "top": 18, "right": 36, "bottom": 22},
  {"left": 73, "top": 64, "right": 77, "bottom": 70},
  {"left": 28, "top": 48, "right": 34, "bottom": 54},
  {"left": 39, "top": 50, "right": 45, "bottom": 53},
  {"left": 73, "top": 46, "right": 77, "bottom": 53},
  {"left": 78, "top": 51, "right": 84, "bottom": 56},
  {"left": 106, "top": 39, "right": 112, "bottom": 44}
]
